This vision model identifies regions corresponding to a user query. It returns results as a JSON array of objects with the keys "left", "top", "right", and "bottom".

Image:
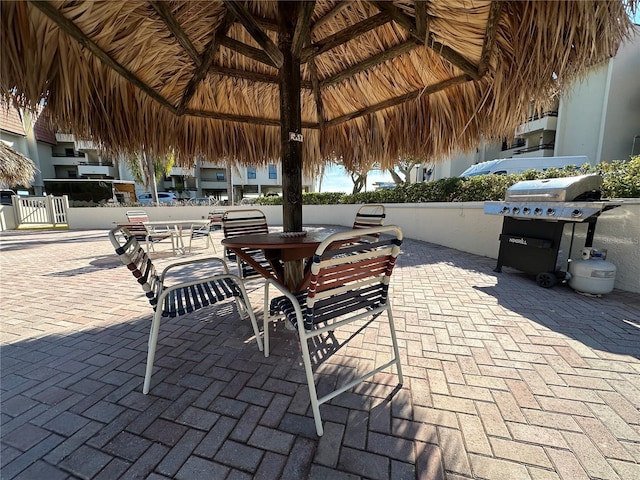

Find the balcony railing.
[
  {"left": 52, "top": 152, "right": 85, "bottom": 158},
  {"left": 526, "top": 110, "right": 558, "bottom": 122},
  {"left": 514, "top": 143, "right": 555, "bottom": 155},
  {"left": 78, "top": 161, "right": 114, "bottom": 167},
  {"left": 501, "top": 138, "right": 526, "bottom": 151}
]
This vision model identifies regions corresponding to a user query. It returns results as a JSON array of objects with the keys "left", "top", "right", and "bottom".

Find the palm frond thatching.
[
  {"left": 0, "top": 142, "right": 36, "bottom": 187},
  {"left": 1, "top": 1, "right": 636, "bottom": 173}
]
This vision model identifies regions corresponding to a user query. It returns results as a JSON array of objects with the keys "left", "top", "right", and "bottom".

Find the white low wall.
[
  {"left": 0, "top": 205, "right": 16, "bottom": 231},
  {"left": 3, "top": 201, "right": 638, "bottom": 293}
]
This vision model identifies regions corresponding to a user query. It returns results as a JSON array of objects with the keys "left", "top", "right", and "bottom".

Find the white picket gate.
[{"left": 13, "top": 195, "right": 69, "bottom": 228}]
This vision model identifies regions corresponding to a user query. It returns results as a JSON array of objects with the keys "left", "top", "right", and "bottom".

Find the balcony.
[
  {"left": 200, "top": 179, "right": 228, "bottom": 189},
  {"left": 78, "top": 162, "right": 118, "bottom": 178},
  {"left": 513, "top": 143, "right": 555, "bottom": 157},
  {"left": 515, "top": 111, "right": 559, "bottom": 136},
  {"left": 169, "top": 167, "right": 195, "bottom": 176},
  {"left": 54, "top": 133, "right": 74, "bottom": 142},
  {"left": 74, "top": 140, "right": 98, "bottom": 151}
]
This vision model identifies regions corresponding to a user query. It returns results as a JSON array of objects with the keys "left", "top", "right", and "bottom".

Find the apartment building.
[
  {"left": 415, "top": 31, "right": 640, "bottom": 182},
  {"left": 1, "top": 102, "right": 315, "bottom": 202},
  {"left": 159, "top": 159, "right": 316, "bottom": 203}
]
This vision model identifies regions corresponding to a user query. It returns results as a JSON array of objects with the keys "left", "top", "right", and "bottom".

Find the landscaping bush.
[
  {"left": 342, "top": 156, "right": 639, "bottom": 204},
  {"left": 205, "top": 156, "right": 640, "bottom": 207}
]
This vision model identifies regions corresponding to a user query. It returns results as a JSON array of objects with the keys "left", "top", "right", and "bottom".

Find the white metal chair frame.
[
  {"left": 124, "top": 210, "right": 177, "bottom": 254},
  {"left": 353, "top": 204, "right": 386, "bottom": 242},
  {"left": 263, "top": 225, "right": 404, "bottom": 436},
  {"left": 109, "top": 226, "right": 263, "bottom": 394},
  {"left": 221, "top": 208, "right": 271, "bottom": 278},
  {"left": 188, "top": 221, "right": 216, "bottom": 253}
]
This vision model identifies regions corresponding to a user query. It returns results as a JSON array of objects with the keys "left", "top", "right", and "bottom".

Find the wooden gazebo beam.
[
  {"left": 149, "top": 1, "right": 201, "bottom": 64},
  {"left": 30, "top": 1, "right": 177, "bottom": 114},
  {"left": 292, "top": 1, "right": 316, "bottom": 57},
  {"left": 311, "top": 1, "right": 351, "bottom": 33},
  {"left": 224, "top": 0, "right": 284, "bottom": 68},
  {"left": 320, "top": 40, "right": 419, "bottom": 88},
  {"left": 370, "top": 1, "right": 481, "bottom": 80},
  {"left": 178, "top": 12, "right": 234, "bottom": 114},
  {"left": 414, "top": 0, "right": 428, "bottom": 42},
  {"left": 300, "top": 11, "right": 391, "bottom": 63},
  {"left": 325, "top": 74, "right": 471, "bottom": 127},
  {"left": 478, "top": 1, "right": 504, "bottom": 76}
]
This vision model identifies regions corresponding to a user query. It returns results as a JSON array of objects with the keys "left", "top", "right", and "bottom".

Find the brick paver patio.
[{"left": 1, "top": 227, "right": 639, "bottom": 479}]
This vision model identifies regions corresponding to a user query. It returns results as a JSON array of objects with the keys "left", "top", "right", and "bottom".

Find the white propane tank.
[{"left": 568, "top": 257, "right": 616, "bottom": 295}]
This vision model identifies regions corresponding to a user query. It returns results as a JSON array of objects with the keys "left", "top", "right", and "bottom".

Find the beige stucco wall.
[{"left": 2, "top": 202, "right": 638, "bottom": 293}]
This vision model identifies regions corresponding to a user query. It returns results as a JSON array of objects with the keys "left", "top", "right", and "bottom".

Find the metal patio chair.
[
  {"left": 353, "top": 204, "right": 386, "bottom": 242},
  {"left": 263, "top": 225, "right": 404, "bottom": 436},
  {"left": 109, "top": 226, "right": 263, "bottom": 394},
  {"left": 124, "top": 210, "right": 177, "bottom": 254},
  {"left": 221, "top": 209, "right": 272, "bottom": 279},
  {"left": 188, "top": 221, "right": 216, "bottom": 253}
]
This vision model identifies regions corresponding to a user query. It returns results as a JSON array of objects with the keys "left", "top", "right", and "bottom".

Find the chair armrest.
[
  {"left": 160, "top": 256, "right": 230, "bottom": 283},
  {"left": 264, "top": 279, "right": 305, "bottom": 316}
]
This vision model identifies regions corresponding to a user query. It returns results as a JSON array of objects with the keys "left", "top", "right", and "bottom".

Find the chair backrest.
[
  {"left": 109, "top": 226, "right": 160, "bottom": 308},
  {"left": 222, "top": 209, "right": 268, "bottom": 239},
  {"left": 353, "top": 204, "right": 385, "bottom": 230},
  {"left": 126, "top": 210, "right": 150, "bottom": 223},
  {"left": 304, "top": 225, "right": 402, "bottom": 330},
  {"left": 121, "top": 222, "right": 150, "bottom": 241}
]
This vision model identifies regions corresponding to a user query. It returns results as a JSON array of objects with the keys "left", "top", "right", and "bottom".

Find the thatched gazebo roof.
[
  {"left": 1, "top": 1, "right": 636, "bottom": 230},
  {"left": 2, "top": 1, "right": 636, "bottom": 167},
  {"left": 0, "top": 142, "right": 36, "bottom": 188}
]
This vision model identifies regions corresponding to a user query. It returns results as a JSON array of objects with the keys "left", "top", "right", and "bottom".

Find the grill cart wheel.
[{"left": 536, "top": 272, "right": 558, "bottom": 288}]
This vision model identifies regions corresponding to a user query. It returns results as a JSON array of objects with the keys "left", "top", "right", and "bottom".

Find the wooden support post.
[
  {"left": 278, "top": 2, "right": 304, "bottom": 288},
  {"left": 278, "top": 2, "right": 303, "bottom": 233}
]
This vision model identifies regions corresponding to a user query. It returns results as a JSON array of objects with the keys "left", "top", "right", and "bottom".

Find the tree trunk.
[{"left": 226, "top": 163, "right": 233, "bottom": 205}]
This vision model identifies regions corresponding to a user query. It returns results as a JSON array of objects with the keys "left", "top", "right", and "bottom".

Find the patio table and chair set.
[{"left": 109, "top": 205, "right": 401, "bottom": 436}]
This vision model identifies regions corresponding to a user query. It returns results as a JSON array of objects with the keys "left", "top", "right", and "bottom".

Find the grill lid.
[{"left": 505, "top": 174, "right": 602, "bottom": 202}]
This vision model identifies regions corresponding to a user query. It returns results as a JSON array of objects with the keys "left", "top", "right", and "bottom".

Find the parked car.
[
  {"left": 137, "top": 192, "right": 178, "bottom": 204},
  {"left": 460, "top": 155, "right": 589, "bottom": 177},
  {"left": 0, "top": 189, "right": 17, "bottom": 205}
]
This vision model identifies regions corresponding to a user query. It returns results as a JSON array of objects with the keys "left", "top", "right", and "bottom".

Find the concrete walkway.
[{"left": 1, "top": 227, "right": 639, "bottom": 480}]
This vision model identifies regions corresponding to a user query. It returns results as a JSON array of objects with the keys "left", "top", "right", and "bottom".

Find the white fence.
[{"left": 13, "top": 195, "right": 69, "bottom": 227}]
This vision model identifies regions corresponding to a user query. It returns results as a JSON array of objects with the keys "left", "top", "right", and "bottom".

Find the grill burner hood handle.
[{"left": 507, "top": 193, "right": 561, "bottom": 201}]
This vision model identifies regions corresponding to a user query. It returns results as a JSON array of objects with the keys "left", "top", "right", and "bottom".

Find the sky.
[
  {"left": 316, "top": 165, "right": 395, "bottom": 193},
  {"left": 317, "top": 8, "right": 640, "bottom": 194}
]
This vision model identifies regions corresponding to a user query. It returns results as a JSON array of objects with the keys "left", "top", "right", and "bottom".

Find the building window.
[
  {"left": 65, "top": 148, "right": 75, "bottom": 157},
  {"left": 216, "top": 172, "right": 225, "bottom": 181},
  {"left": 268, "top": 164, "right": 277, "bottom": 179},
  {"left": 247, "top": 167, "right": 256, "bottom": 179}
]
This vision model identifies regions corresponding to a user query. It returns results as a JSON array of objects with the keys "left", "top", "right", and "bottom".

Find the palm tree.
[{"left": 122, "top": 151, "right": 175, "bottom": 203}]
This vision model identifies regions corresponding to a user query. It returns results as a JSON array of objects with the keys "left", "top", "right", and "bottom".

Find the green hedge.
[{"left": 252, "top": 156, "right": 639, "bottom": 205}]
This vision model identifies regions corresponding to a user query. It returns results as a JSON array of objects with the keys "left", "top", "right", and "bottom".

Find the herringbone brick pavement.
[{"left": 1, "top": 227, "right": 638, "bottom": 479}]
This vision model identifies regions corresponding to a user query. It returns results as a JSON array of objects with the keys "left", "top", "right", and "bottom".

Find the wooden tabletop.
[
  {"left": 222, "top": 231, "right": 333, "bottom": 291},
  {"left": 221, "top": 231, "right": 329, "bottom": 249}
]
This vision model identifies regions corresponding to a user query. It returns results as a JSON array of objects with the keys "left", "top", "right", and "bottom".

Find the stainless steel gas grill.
[{"left": 484, "top": 174, "right": 622, "bottom": 287}]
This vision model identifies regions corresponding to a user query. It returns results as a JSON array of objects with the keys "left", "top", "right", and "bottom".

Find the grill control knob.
[
  {"left": 512, "top": 207, "right": 520, "bottom": 214},
  {"left": 522, "top": 207, "right": 531, "bottom": 215},
  {"left": 534, "top": 208, "right": 543, "bottom": 216},
  {"left": 546, "top": 208, "right": 555, "bottom": 216},
  {"left": 501, "top": 206, "right": 510, "bottom": 214},
  {"left": 571, "top": 209, "right": 583, "bottom": 218}
]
